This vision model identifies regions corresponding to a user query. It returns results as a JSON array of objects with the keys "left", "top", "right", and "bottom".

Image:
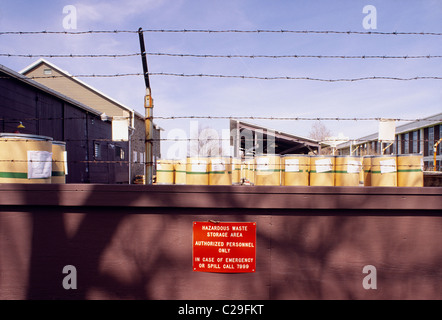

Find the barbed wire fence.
[{"left": 0, "top": 28, "right": 441, "bottom": 173}]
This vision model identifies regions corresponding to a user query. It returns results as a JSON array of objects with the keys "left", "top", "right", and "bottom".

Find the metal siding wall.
[
  {"left": 0, "top": 77, "right": 38, "bottom": 133},
  {"left": 64, "top": 106, "right": 88, "bottom": 183},
  {"left": 36, "top": 92, "right": 63, "bottom": 140}
]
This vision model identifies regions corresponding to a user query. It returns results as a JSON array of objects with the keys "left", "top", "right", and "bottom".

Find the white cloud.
[{"left": 74, "top": 0, "right": 167, "bottom": 25}]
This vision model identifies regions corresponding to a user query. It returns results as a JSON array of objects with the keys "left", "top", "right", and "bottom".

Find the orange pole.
[
  {"left": 145, "top": 90, "right": 153, "bottom": 184},
  {"left": 434, "top": 138, "right": 442, "bottom": 172}
]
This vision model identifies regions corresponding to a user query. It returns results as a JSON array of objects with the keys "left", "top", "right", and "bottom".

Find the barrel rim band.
[
  {"left": 0, "top": 172, "right": 28, "bottom": 179},
  {"left": 209, "top": 171, "right": 232, "bottom": 174},
  {"left": 371, "top": 170, "right": 397, "bottom": 174}
]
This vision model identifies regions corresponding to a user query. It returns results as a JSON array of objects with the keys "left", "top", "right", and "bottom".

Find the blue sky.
[{"left": 1, "top": 0, "right": 441, "bottom": 155}]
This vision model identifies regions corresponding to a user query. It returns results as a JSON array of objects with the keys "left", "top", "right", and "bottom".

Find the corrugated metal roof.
[{"left": 231, "top": 119, "right": 319, "bottom": 145}]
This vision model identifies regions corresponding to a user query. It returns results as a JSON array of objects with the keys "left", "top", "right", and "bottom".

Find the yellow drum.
[
  {"left": 156, "top": 159, "right": 175, "bottom": 184},
  {"left": 186, "top": 157, "right": 209, "bottom": 185},
  {"left": 243, "top": 158, "right": 255, "bottom": 185},
  {"left": 231, "top": 157, "right": 242, "bottom": 185},
  {"left": 397, "top": 154, "right": 423, "bottom": 187},
  {"left": 209, "top": 157, "right": 232, "bottom": 185},
  {"left": 0, "top": 133, "right": 53, "bottom": 184},
  {"left": 371, "top": 155, "right": 397, "bottom": 187},
  {"left": 52, "top": 141, "right": 67, "bottom": 184},
  {"left": 173, "top": 159, "right": 187, "bottom": 185},
  {"left": 255, "top": 154, "right": 281, "bottom": 186},
  {"left": 240, "top": 160, "right": 247, "bottom": 185},
  {"left": 334, "top": 155, "right": 362, "bottom": 186},
  {"left": 309, "top": 155, "right": 335, "bottom": 186},
  {"left": 281, "top": 154, "right": 310, "bottom": 186},
  {"left": 362, "top": 156, "right": 373, "bottom": 186}
]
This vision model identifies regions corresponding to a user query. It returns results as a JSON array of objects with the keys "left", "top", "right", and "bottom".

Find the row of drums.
[
  {"left": 156, "top": 154, "right": 424, "bottom": 187},
  {"left": 0, "top": 133, "right": 67, "bottom": 184}
]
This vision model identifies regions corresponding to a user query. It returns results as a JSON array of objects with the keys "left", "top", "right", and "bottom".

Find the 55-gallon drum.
[
  {"left": 243, "top": 158, "right": 255, "bottom": 185},
  {"left": 334, "top": 155, "right": 362, "bottom": 186},
  {"left": 52, "top": 141, "right": 67, "bottom": 184},
  {"left": 156, "top": 159, "right": 175, "bottom": 184},
  {"left": 0, "top": 133, "right": 53, "bottom": 184},
  {"left": 209, "top": 157, "right": 232, "bottom": 185},
  {"left": 186, "top": 157, "right": 209, "bottom": 185},
  {"left": 371, "top": 155, "right": 397, "bottom": 187},
  {"left": 309, "top": 155, "right": 335, "bottom": 186},
  {"left": 255, "top": 154, "right": 281, "bottom": 186},
  {"left": 281, "top": 154, "right": 310, "bottom": 186},
  {"left": 397, "top": 154, "right": 423, "bottom": 187},
  {"left": 362, "top": 156, "right": 373, "bottom": 186},
  {"left": 174, "top": 159, "right": 187, "bottom": 185},
  {"left": 231, "top": 157, "right": 242, "bottom": 185}
]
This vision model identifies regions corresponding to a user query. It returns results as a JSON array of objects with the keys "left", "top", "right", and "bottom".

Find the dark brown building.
[
  {"left": 20, "top": 59, "right": 163, "bottom": 183},
  {"left": 0, "top": 63, "right": 129, "bottom": 183}
]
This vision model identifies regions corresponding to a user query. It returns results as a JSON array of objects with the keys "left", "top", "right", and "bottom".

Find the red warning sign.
[{"left": 193, "top": 221, "right": 256, "bottom": 273}]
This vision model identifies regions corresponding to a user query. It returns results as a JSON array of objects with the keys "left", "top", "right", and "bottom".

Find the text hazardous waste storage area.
[{"left": 193, "top": 221, "right": 256, "bottom": 273}]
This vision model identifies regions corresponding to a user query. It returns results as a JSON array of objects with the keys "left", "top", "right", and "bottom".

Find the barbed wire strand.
[
  {"left": 1, "top": 116, "right": 441, "bottom": 122},
  {"left": 1, "top": 73, "right": 441, "bottom": 82},
  {"left": 0, "top": 137, "right": 439, "bottom": 144},
  {"left": 1, "top": 29, "right": 442, "bottom": 36},
  {"left": 2, "top": 52, "right": 442, "bottom": 59}
]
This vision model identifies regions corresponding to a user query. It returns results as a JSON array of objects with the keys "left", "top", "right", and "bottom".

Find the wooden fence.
[{"left": 0, "top": 184, "right": 441, "bottom": 300}]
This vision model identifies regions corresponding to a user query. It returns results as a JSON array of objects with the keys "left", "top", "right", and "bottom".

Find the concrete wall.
[{"left": 0, "top": 184, "right": 441, "bottom": 300}]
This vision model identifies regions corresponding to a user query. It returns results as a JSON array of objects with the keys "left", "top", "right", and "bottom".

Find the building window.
[
  {"left": 404, "top": 132, "right": 409, "bottom": 154},
  {"left": 94, "top": 142, "right": 101, "bottom": 159},
  {"left": 412, "top": 131, "right": 418, "bottom": 153},
  {"left": 43, "top": 68, "right": 52, "bottom": 75},
  {"left": 116, "top": 146, "right": 125, "bottom": 160},
  {"left": 371, "top": 141, "right": 376, "bottom": 154},
  {"left": 428, "top": 126, "right": 434, "bottom": 157},
  {"left": 424, "top": 128, "right": 429, "bottom": 156},
  {"left": 440, "top": 126, "right": 442, "bottom": 155}
]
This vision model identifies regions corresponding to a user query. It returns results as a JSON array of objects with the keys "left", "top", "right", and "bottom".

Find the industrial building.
[
  {"left": 0, "top": 63, "right": 129, "bottom": 183},
  {"left": 337, "top": 112, "right": 442, "bottom": 171},
  {"left": 229, "top": 119, "right": 320, "bottom": 158},
  {"left": 20, "top": 59, "right": 162, "bottom": 183}
]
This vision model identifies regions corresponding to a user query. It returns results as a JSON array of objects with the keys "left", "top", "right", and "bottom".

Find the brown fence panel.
[{"left": 0, "top": 184, "right": 441, "bottom": 300}]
